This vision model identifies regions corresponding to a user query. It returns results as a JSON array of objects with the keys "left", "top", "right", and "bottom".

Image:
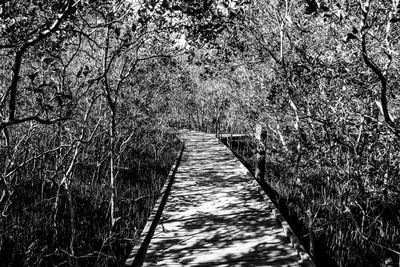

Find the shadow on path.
[{"left": 141, "top": 130, "right": 301, "bottom": 266}]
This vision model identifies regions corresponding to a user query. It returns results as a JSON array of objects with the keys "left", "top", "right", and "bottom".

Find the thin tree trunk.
[
  {"left": 274, "top": 123, "right": 288, "bottom": 152},
  {"left": 66, "top": 146, "right": 79, "bottom": 256},
  {"left": 103, "top": 22, "right": 117, "bottom": 229},
  {"left": 53, "top": 144, "right": 78, "bottom": 257},
  {"left": 110, "top": 119, "right": 116, "bottom": 228}
]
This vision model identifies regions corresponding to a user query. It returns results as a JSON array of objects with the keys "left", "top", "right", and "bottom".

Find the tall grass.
[{"left": 0, "top": 129, "right": 181, "bottom": 267}]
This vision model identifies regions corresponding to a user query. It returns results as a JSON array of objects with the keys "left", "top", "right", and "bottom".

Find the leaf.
[
  {"left": 161, "top": 0, "right": 169, "bottom": 9},
  {"left": 114, "top": 27, "right": 120, "bottom": 37},
  {"left": 44, "top": 104, "right": 54, "bottom": 112},
  {"left": 82, "top": 66, "right": 90, "bottom": 77},
  {"left": 321, "top": 5, "right": 329, "bottom": 12},
  {"left": 33, "top": 88, "right": 43, "bottom": 93},
  {"left": 76, "top": 67, "right": 82, "bottom": 77},
  {"left": 390, "top": 17, "right": 400, "bottom": 23},
  {"left": 305, "top": 0, "right": 318, "bottom": 14},
  {"left": 346, "top": 33, "right": 358, "bottom": 41},
  {"left": 171, "top": 6, "right": 182, "bottom": 11},
  {"left": 138, "top": 17, "right": 145, "bottom": 25},
  {"left": 27, "top": 71, "right": 39, "bottom": 82}
]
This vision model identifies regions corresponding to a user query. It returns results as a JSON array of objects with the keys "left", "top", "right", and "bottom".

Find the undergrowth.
[
  {"left": 0, "top": 130, "right": 181, "bottom": 267},
  {"left": 225, "top": 136, "right": 400, "bottom": 267}
]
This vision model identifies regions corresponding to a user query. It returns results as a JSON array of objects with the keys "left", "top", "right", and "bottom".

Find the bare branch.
[{"left": 0, "top": 116, "right": 70, "bottom": 131}]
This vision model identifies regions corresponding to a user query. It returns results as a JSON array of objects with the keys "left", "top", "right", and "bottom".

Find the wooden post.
[
  {"left": 215, "top": 118, "right": 219, "bottom": 138},
  {"left": 254, "top": 124, "right": 267, "bottom": 183}
]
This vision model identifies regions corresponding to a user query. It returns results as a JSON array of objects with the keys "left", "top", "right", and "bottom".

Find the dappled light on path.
[{"left": 141, "top": 130, "right": 301, "bottom": 266}]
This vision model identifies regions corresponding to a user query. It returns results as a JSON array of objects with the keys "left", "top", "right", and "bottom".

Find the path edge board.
[{"left": 125, "top": 141, "right": 185, "bottom": 267}]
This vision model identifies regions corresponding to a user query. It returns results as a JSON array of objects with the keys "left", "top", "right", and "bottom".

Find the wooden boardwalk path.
[{"left": 127, "top": 130, "right": 306, "bottom": 266}]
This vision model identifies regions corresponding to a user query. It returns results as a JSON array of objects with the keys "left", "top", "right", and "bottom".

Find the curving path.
[{"left": 127, "top": 130, "right": 304, "bottom": 266}]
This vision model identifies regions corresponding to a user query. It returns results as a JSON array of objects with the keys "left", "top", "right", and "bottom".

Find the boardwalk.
[{"left": 127, "top": 130, "right": 304, "bottom": 266}]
